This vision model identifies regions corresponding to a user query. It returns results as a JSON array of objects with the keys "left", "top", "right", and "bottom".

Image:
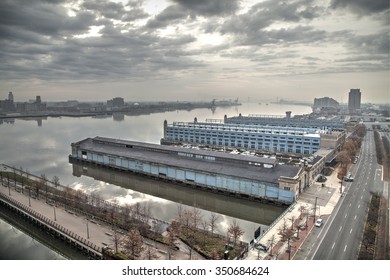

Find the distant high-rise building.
[
  {"left": 0, "top": 91, "right": 15, "bottom": 111},
  {"left": 36, "top": 95, "right": 41, "bottom": 104},
  {"left": 313, "top": 97, "right": 339, "bottom": 109},
  {"left": 348, "top": 89, "right": 361, "bottom": 114},
  {"left": 107, "top": 97, "right": 124, "bottom": 108}
]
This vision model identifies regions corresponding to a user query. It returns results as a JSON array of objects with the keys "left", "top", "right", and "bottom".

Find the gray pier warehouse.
[{"left": 70, "top": 137, "right": 306, "bottom": 205}]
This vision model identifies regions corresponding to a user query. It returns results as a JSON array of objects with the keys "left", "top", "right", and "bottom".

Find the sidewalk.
[{"left": 246, "top": 170, "right": 343, "bottom": 260}]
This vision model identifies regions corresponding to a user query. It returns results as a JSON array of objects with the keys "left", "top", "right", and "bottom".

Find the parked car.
[
  {"left": 315, "top": 218, "right": 323, "bottom": 227},
  {"left": 254, "top": 242, "right": 269, "bottom": 251},
  {"left": 343, "top": 174, "right": 354, "bottom": 182}
]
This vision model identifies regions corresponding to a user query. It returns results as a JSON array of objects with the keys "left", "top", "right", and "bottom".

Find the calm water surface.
[{"left": 0, "top": 103, "right": 312, "bottom": 259}]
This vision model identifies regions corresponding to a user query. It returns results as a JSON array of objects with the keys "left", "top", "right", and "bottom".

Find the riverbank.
[{"left": 0, "top": 164, "right": 247, "bottom": 260}]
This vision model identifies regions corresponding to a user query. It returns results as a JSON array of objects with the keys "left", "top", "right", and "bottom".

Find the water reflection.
[
  {"left": 70, "top": 160, "right": 286, "bottom": 241},
  {"left": 0, "top": 103, "right": 312, "bottom": 251},
  {"left": 0, "top": 217, "right": 66, "bottom": 260}
]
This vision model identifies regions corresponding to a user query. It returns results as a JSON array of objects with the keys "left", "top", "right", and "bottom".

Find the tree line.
[{"left": 0, "top": 166, "right": 247, "bottom": 260}]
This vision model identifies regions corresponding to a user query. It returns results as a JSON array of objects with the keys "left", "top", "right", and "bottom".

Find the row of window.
[
  {"left": 168, "top": 134, "right": 319, "bottom": 145},
  {"left": 169, "top": 124, "right": 319, "bottom": 136},
  {"left": 172, "top": 136, "right": 317, "bottom": 154},
  {"left": 177, "top": 152, "right": 216, "bottom": 161}
]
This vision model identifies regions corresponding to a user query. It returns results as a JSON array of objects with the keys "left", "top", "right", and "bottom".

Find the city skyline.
[{"left": 0, "top": 0, "right": 388, "bottom": 103}]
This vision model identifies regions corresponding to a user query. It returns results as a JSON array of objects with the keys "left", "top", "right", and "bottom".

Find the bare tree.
[
  {"left": 299, "top": 205, "right": 306, "bottom": 220},
  {"left": 124, "top": 228, "right": 144, "bottom": 259},
  {"left": 295, "top": 224, "right": 305, "bottom": 240},
  {"left": 278, "top": 219, "right": 294, "bottom": 242},
  {"left": 289, "top": 215, "right": 295, "bottom": 230},
  {"left": 201, "top": 219, "right": 208, "bottom": 246},
  {"left": 181, "top": 208, "right": 193, "bottom": 238},
  {"left": 176, "top": 203, "right": 184, "bottom": 220},
  {"left": 152, "top": 220, "right": 165, "bottom": 235},
  {"left": 52, "top": 175, "right": 60, "bottom": 189},
  {"left": 165, "top": 227, "right": 178, "bottom": 260},
  {"left": 227, "top": 219, "right": 244, "bottom": 245},
  {"left": 145, "top": 244, "right": 159, "bottom": 260},
  {"left": 336, "top": 150, "right": 350, "bottom": 168},
  {"left": 141, "top": 202, "right": 151, "bottom": 224},
  {"left": 209, "top": 213, "right": 219, "bottom": 236},
  {"left": 111, "top": 229, "right": 123, "bottom": 254},
  {"left": 267, "top": 234, "right": 276, "bottom": 257},
  {"left": 40, "top": 174, "right": 47, "bottom": 202},
  {"left": 134, "top": 202, "right": 142, "bottom": 221},
  {"left": 343, "top": 140, "right": 358, "bottom": 157},
  {"left": 191, "top": 207, "right": 202, "bottom": 230}
]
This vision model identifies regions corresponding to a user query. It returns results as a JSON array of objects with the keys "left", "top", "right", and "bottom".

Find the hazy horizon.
[{"left": 1, "top": 0, "right": 388, "bottom": 104}]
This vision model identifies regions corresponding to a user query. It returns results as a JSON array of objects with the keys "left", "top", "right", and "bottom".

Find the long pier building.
[
  {"left": 162, "top": 119, "right": 323, "bottom": 155},
  {"left": 224, "top": 112, "right": 346, "bottom": 130},
  {"left": 70, "top": 137, "right": 306, "bottom": 205}
]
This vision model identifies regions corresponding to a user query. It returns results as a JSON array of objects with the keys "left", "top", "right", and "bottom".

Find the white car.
[{"left": 315, "top": 218, "right": 323, "bottom": 227}]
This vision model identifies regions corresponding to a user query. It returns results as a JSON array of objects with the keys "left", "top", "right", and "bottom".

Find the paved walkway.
[
  {"left": 0, "top": 175, "right": 204, "bottom": 260},
  {"left": 246, "top": 170, "right": 344, "bottom": 260}
]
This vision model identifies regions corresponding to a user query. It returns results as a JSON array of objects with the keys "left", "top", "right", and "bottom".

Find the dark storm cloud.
[
  {"left": 0, "top": 0, "right": 204, "bottom": 82},
  {"left": 348, "top": 31, "right": 390, "bottom": 54},
  {"left": 146, "top": 5, "right": 188, "bottom": 28},
  {"left": 0, "top": 0, "right": 387, "bottom": 87},
  {"left": 147, "top": 0, "right": 240, "bottom": 29},
  {"left": 82, "top": 0, "right": 127, "bottom": 20},
  {"left": 171, "top": 0, "right": 240, "bottom": 16},
  {"left": 218, "top": 0, "right": 326, "bottom": 47},
  {"left": 220, "top": 0, "right": 324, "bottom": 35},
  {"left": 330, "top": 0, "right": 389, "bottom": 15},
  {"left": 81, "top": 0, "right": 149, "bottom": 21},
  {"left": 0, "top": 0, "right": 95, "bottom": 37}
]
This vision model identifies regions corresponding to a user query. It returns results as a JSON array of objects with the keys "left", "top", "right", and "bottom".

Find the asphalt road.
[{"left": 303, "top": 131, "right": 385, "bottom": 259}]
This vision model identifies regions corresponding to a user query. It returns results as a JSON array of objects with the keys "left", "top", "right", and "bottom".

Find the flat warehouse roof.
[{"left": 72, "top": 137, "right": 301, "bottom": 184}]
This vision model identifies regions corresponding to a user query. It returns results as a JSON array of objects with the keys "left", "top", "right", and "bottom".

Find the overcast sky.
[{"left": 0, "top": 0, "right": 388, "bottom": 103}]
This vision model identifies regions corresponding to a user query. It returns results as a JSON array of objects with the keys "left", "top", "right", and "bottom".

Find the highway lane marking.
[
  {"left": 332, "top": 242, "right": 335, "bottom": 250},
  {"left": 339, "top": 226, "right": 342, "bottom": 232},
  {"left": 344, "top": 245, "right": 347, "bottom": 252},
  {"left": 350, "top": 228, "right": 353, "bottom": 234},
  {"left": 361, "top": 195, "right": 363, "bottom": 200},
  {"left": 354, "top": 215, "right": 357, "bottom": 220},
  {"left": 358, "top": 204, "right": 361, "bottom": 209}
]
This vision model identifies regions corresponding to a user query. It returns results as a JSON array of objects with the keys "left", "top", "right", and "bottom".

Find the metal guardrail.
[
  {"left": 0, "top": 191, "right": 102, "bottom": 256},
  {"left": 250, "top": 201, "right": 297, "bottom": 248}
]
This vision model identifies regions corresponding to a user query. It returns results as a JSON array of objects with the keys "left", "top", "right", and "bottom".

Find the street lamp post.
[
  {"left": 86, "top": 219, "right": 90, "bottom": 239},
  {"left": 28, "top": 188, "right": 31, "bottom": 207}
]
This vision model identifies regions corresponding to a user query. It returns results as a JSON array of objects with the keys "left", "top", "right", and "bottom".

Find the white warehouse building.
[{"left": 162, "top": 119, "right": 323, "bottom": 155}]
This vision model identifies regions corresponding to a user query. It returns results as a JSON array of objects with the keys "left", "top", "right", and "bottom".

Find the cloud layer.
[{"left": 0, "top": 0, "right": 388, "bottom": 102}]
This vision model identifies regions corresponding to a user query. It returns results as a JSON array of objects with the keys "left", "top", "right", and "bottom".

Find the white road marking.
[
  {"left": 344, "top": 245, "right": 347, "bottom": 252},
  {"left": 339, "top": 226, "right": 342, "bottom": 232},
  {"left": 354, "top": 215, "right": 357, "bottom": 220},
  {"left": 332, "top": 242, "right": 335, "bottom": 250},
  {"left": 350, "top": 228, "right": 353, "bottom": 234},
  {"left": 358, "top": 204, "right": 361, "bottom": 209}
]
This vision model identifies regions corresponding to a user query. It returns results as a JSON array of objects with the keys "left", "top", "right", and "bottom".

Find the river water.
[{"left": 0, "top": 102, "right": 312, "bottom": 259}]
